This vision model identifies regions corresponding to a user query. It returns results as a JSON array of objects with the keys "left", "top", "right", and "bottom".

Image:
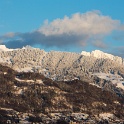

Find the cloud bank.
[
  {"left": 40, "top": 11, "right": 120, "bottom": 36},
  {"left": 0, "top": 11, "right": 122, "bottom": 50}
]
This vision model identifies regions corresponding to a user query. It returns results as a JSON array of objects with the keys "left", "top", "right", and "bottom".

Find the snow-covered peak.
[
  {"left": 22, "top": 45, "right": 34, "bottom": 49},
  {"left": 91, "top": 50, "right": 115, "bottom": 60},
  {"left": 0, "top": 45, "right": 41, "bottom": 51},
  {"left": 81, "top": 51, "right": 90, "bottom": 56},
  {"left": 22, "top": 45, "right": 41, "bottom": 50},
  {"left": 81, "top": 50, "right": 122, "bottom": 60},
  {"left": 0, "top": 45, "right": 14, "bottom": 51}
]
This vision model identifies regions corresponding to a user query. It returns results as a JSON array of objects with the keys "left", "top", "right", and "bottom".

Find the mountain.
[
  {"left": 0, "top": 64, "right": 123, "bottom": 123},
  {"left": 81, "top": 50, "right": 123, "bottom": 63},
  {"left": 0, "top": 45, "right": 124, "bottom": 94},
  {"left": 0, "top": 45, "right": 14, "bottom": 51},
  {"left": 0, "top": 46, "right": 124, "bottom": 123}
]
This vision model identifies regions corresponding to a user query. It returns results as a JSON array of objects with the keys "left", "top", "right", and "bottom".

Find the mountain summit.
[
  {"left": 0, "top": 45, "right": 14, "bottom": 51},
  {"left": 81, "top": 50, "right": 124, "bottom": 66},
  {"left": 0, "top": 45, "right": 123, "bottom": 60},
  {"left": 81, "top": 50, "right": 122, "bottom": 61}
]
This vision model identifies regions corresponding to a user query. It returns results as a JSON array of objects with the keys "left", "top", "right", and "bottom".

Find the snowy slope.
[
  {"left": 93, "top": 73, "right": 124, "bottom": 90},
  {"left": 81, "top": 50, "right": 123, "bottom": 64},
  {"left": 0, "top": 45, "right": 14, "bottom": 51},
  {"left": 0, "top": 45, "right": 124, "bottom": 90}
]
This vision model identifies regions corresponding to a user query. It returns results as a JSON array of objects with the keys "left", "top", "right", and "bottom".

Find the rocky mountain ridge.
[
  {"left": 0, "top": 45, "right": 124, "bottom": 72},
  {"left": 0, "top": 45, "right": 124, "bottom": 95},
  {"left": 0, "top": 45, "right": 123, "bottom": 61},
  {"left": 81, "top": 50, "right": 123, "bottom": 64}
]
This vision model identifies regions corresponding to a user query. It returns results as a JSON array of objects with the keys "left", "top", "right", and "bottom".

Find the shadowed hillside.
[{"left": 0, "top": 64, "right": 124, "bottom": 123}]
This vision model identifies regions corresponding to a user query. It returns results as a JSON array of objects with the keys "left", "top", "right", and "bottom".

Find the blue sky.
[{"left": 0, "top": 0, "right": 124, "bottom": 57}]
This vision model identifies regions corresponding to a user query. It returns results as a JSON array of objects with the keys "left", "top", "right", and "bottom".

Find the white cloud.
[
  {"left": 1, "top": 11, "right": 123, "bottom": 51},
  {"left": 39, "top": 11, "right": 120, "bottom": 36}
]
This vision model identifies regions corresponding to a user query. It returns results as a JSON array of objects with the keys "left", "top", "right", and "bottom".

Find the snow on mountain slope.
[
  {"left": 81, "top": 51, "right": 90, "bottom": 56},
  {"left": 0, "top": 45, "right": 38, "bottom": 51},
  {"left": 99, "top": 113, "right": 114, "bottom": 120},
  {"left": 0, "top": 45, "right": 14, "bottom": 51},
  {"left": 93, "top": 72, "right": 124, "bottom": 90},
  {"left": 0, "top": 45, "right": 124, "bottom": 85},
  {"left": 0, "top": 45, "right": 123, "bottom": 63},
  {"left": 81, "top": 50, "right": 123, "bottom": 64},
  {"left": 91, "top": 50, "right": 115, "bottom": 60}
]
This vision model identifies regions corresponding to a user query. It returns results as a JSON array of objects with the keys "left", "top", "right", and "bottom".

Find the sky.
[{"left": 0, "top": 0, "right": 124, "bottom": 57}]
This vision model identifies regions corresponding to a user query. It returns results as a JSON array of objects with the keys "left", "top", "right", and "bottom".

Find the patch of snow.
[
  {"left": 91, "top": 50, "right": 115, "bottom": 60},
  {"left": 36, "top": 80, "right": 44, "bottom": 84},
  {"left": 72, "top": 77, "right": 80, "bottom": 81},
  {"left": 4, "top": 72, "right": 7, "bottom": 75},
  {"left": 16, "top": 67, "right": 33, "bottom": 72},
  {"left": 89, "top": 83, "right": 101, "bottom": 88},
  {"left": 0, "top": 45, "right": 14, "bottom": 51},
  {"left": 0, "top": 107, "right": 14, "bottom": 111},
  {"left": 113, "top": 101, "right": 120, "bottom": 105},
  {"left": 71, "top": 113, "right": 89, "bottom": 120},
  {"left": 81, "top": 51, "right": 90, "bottom": 56},
  {"left": 13, "top": 86, "right": 17, "bottom": 89},
  {"left": 64, "top": 79, "right": 69, "bottom": 82},
  {"left": 22, "top": 45, "right": 40, "bottom": 50},
  {"left": 81, "top": 50, "right": 123, "bottom": 64},
  {"left": 15, "top": 78, "right": 44, "bottom": 85},
  {"left": 16, "top": 89, "right": 23, "bottom": 95},
  {"left": 0, "top": 45, "right": 19, "bottom": 51},
  {"left": 103, "top": 103, "right": 107, "bottom": 106},
  {"left": 99, "top": 113, "right": 114, "bottom": 120},
  {"left": 116, "top": 82, "right": 124, "bottom": 90},
  {"left": 15, "top": 77, "right": 34, "bottom": 83},
  {"left": 93, "top": 73, "right": 124, "bottom": 90}
]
